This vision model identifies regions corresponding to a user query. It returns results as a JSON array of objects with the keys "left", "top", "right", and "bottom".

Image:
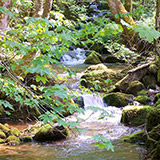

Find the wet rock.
[
  {"left": 126, "top": 80, "right": 144, "bottom": 95},
  {"left": 81, "top": 64, "right": 123, "bottom": 89},
  {"left": 121, "top": 105, "right": 153, "bottom": 126},
  {"left": 103, "top": 92, "right": 133, "bottom": 107},
  {"left": 84, "top": 51, "right": 102, "bottom": 64},
  {"left": 104, "top": 55, "right": 125, "bottom": 63},
  {"left": 73, "top": 96, "right": 84, "bottom": 108},
  {"left": 34, "top": 123, "right": 69, "bottom": 142},
  {"left": 0, "top": 129, "right": 6, "bottom": 139},
  {"left": 135, "top": 96, "right": 151, "bottom": 105},
  {"left": 8, "top": 128, "right": 21, "bottom": 137},
  {"left": 146, "top": 108, "right": 160, "bottom": 132},
  {"left": 146, "top": 124, "right": 160, "bottom": 160},
  {"left": 6, "top": 135, "right": 20, "bottom": 145},
  {"left": 121, "top": 130, "right": 146, "bottom": 144}
]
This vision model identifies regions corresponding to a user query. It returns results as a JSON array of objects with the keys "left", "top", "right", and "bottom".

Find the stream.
[
  {"left": 0, "top": 53, "right": 146, "bottom": 160},
  {"left": 0, "top": 2, "right": 146, "bottom": 159}
]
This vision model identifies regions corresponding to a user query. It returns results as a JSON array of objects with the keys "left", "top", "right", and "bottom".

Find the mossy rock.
[
  {"left": 126, "top": 80, "right": 144, "bottom": 95},
  {"left": 0, "top": 123, "right": 10, "bottom": 133},
  {"left": 155, "top": 99, "right": 160, "bottom": 106},
  {"left": 21, "top": 136, "right": 33, "bottom": 142},
  {"left": 103, "top": 92, "right": 133, "bottom": 107},
  {"left": 121, "top": 105, "right": 153, "bottom": 126},
  {"left": 34, "top": 124, "right": 68, "bottom": 142},
  {"left": 0, "top": 129, "right": 6, "bottom": 139},
  {"left": 81, "top": 64, "right": 123, "bottom": 89},
  {"left": 137, "top": 90, "right": 147, "bottom": 96},
  {"left": 146, "top": 108, "right": 160, "bottom": 132},
  {"left": 148, "top": 63, "right": 158, "bottom": 75},
  {"left": 146, "top": 124, "right": 160, "bottom": 160},
  {"left": 8, "top": 128, "right": 21, "bottom": 137},
  {"left": 135, "top": 96, "right": 151, "bottom": 105},
  {"left": 0, "top": 138, "right": 5, "bottom": 143},
  {"left": 121, "top": 130, "right": 146, "bottom": 143},
  {"left": 142, "top": 74, "right": 156, "bottom": 89},
  {"left": 104, "top": 55, "right": 125, "bottom": 63},
  {"left": 6, "top": 135, "right": 20, "bottom": 145},
  {"left": 84, "top": 51, "right": 102, "bottom": 64},
  {"left": 154, "top": 93, "right": 160, "bottom": 103}
]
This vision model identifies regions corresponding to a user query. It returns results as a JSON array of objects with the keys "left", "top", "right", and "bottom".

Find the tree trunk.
[
  {"left": 155, "top": 0, "right": 160, "bottom": 83},
  {"left": 32, "top": 0, "right": 44, "bottom": 17},
  {"left": 0, "top": 0, "right": 12, "bottom": 31},
  {"left": 42, "top": 0, "right": 53, "bottom": 19},
  {"left": 107, "top": 0, "right": 134, "bottom": 25},
  {"left": 124, "top": 0, "right": 132, "bottom": 13}
]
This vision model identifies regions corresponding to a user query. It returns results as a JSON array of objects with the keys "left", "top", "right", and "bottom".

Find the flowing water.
[
  {"left": 0, "top": 3, "right": 146, "bottom": 159},
  {"left": 0, "top": 94, "right": 145, "bottom": 160}
]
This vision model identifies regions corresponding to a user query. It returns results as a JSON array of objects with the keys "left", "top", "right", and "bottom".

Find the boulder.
[
  {"left": 34, "top": 123, "right": 69, "bottom": 142},
  {"left": 8, "top": 128, "right": 21, "bottom": 137},
  {"left": 103, "top": 92, "right": 133, "bottom": 107},
  {"left": 146, "top": 124, "right": 160, "bottom": 160},
  {"left": 126, "top": 80, "right": 144, "bottom": 95},
  {"left": 146, "top": 108, "right": 160, "bottom": 132},
  {"left": 121, "top": 130, "right": 146, "bottom": 144},
  {"left": 121, "top": 105, "right": 153, "bottom": 126},
  {"left": 137, "top": 90, "right": 147, "bottom": 96},
  {"left": 21, "top": 136, "right": 33, "bottom": 142},
  {"left": 148, "top": 63, "right": 158, "bottom": 75},
  {"left": 142, "top": 74, "right": 156, "bottom": 89},
  {"left": 115, "top": 62, "right": 151, "bottom": 91},
  {"left": 0, "top": 129, "right": 6, "bottom": 139},
  {"left": 81, "top": 64, "right": 123, "bottom": 89},
  {"left": 135, "top": 96, "right": 151, "bottom": 105},
  {"left": 84, "top": 51, "right": 102, "bottom": 64},
  {"left": 0, "top": 123, "right": 10, "bottom": 133},
  {"left": 104, "top": 55, "right": 125, "bottom": 63},
  {"left": 6, "top": 135, "right": 20, "bottom": 145}
]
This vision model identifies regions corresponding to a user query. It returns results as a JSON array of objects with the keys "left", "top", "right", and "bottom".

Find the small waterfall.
[
  {"left": 60, "top": 48, "right": 87, "bottom": 65},
  {"left": 68, "top": 93, "right": 141, "bottom": 141}
]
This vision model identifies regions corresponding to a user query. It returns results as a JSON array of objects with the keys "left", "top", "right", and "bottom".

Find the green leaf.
[{"left": 133, "top": 23, "right": 160, "bottom": 43}]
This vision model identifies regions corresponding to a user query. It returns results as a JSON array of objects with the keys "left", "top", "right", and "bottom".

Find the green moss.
[
  {"left": 0, "top": 123, "right": 10, "bottom": 133},
  {"left": 121, "top": 105, "right": 153, "bottom": 126},
  {"left": 146, "top": 124, "right": 160, "bottom": 159},
  {"left": 156, "top": 99, "right": 160, "bottom": 106},
  {"left": 103, "top": 92, "right": 133, "bottom": 107},
  {"left": 34, "top": 124, "right": 68, "bottom": 142},
  {"left": 84, "top": 51, "right": 102, "bottom": 64},
  {"left": 6, "top": 135, "right": 20, "bottom": 145},
  {"left": 148, "top": 63, "right": 158, "bottom": 75},
  {"left": 4, "top": 123, "right": 9, "bottom": 128},
  {"left": 0, "top": 129, "right": 6, "bottom": 139},
  {"left": 154, "top": 93, "right": 160, "bottom": 103},
  {"left": 81, "top": 64, "right": 123, "bottom": 89},
  {"left": 21, "top": 136, "right": 33, "bottom": 142},
  {"left": 135, "top": 96, "right": 151, "bottom": 105},
  {"left": 121, "top": 130, "right": 146, "bottom": 143},
  {"left": 126, "top": 80, "right": 144, "bottom": 95},
  {"left": 0, "top": 138, "right": 5, "bottom": 143},
  {"left": 137, "top": 90, "right": 147, "bottom": 96},
  {"left": 146, "top": 108, "right": 160, "bottom": 132},
  {"left": 8, "top": 128, "right": 21, "bottom": 137}
]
